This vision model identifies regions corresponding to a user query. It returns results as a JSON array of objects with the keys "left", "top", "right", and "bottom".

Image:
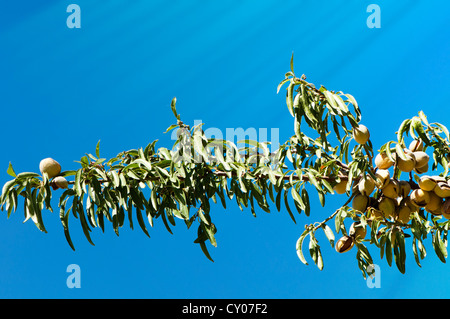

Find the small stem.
[{"left": 311, "top": 192, "right": 356, "bottom": 232}]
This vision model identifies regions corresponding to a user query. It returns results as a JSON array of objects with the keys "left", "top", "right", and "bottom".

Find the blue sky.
[{"left": 0, "top": 0, "right": 450, "bottom": 298}]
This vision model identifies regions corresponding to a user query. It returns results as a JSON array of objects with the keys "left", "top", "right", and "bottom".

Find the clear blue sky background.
[{"left": 0, "top": 0, "right": 449, "bottom": 299}]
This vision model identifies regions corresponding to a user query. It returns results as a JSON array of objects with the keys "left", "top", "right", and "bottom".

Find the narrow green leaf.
[
  {"left": 433, "top": 122, "right": 450, "bottom": 140},
  {"left": 433, "top": 231, "right": 447, "bottom": 263},
  {"left": 60, "top": 200, "right": 75, "bottom": 251},
  {"left": 75, "top": 169, "right": 83, "bottom": 197},
  {"left": 412, "top": 239, "right": 422, "bottom": 268},
  {"left": 96, "top": 140, "right": 101, "bottom": 158},
  {"left": 295, "top": 230, "right": 309, "bottom": 265},
  {"left": 277, "top": 78, "right": 290, "bottom": 94},
  {"left": 395, "top": 143, "right": 407, "bottom": 161},
  {"left": 322, "top": 224, "right": 335, "bottom": 248},
  {"left": 160, "top": 207, "right": 173, "bottom": 235},
  {"left": 291, "top": 186, "right": 305, "bottom": 211},
  {"left": 15, "top": 172, "right": 40, "bottom": 179},
  {"left": 77, "top": 199, "right": 95, "bottom": 246},
  {"left": 1, "top": 179, "right": 16, "bottom": 206},
  {"left": 164, "top": 124, "right": 178, "bottom": 134},
  {"left": 171, "top": 97, "right": 179, "bottom": 120},
  {"left": 199, "top": 241, "right": 214, "bottom": 262},
  {"left": 6, "top": 162, "right": 16, "bottom": 178},
  {"left": 397, "top": 119, "right": 411, "bottom": 143},
  {"left": 284, "top": 189, "right": 296, "bottom": 223},
  {"left": 301, "top": 188, "right": 310, "bottom": 217},
  {"left": 202, "top": 222, "right": 217, "bottom": 247},
  {"left": 136, "top": 206, "right": 150, "bottom": 238},
  {"left": 286, "top": 81, "right": 295, "bottom": 117},
  {"left": 290, "top": 52, "right": 294, "bottom": 73},
  {"left": 413, "top": 117, "right": 430, "bottom": 144}
]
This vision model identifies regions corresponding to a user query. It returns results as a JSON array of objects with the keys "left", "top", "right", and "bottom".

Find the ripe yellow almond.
[
  {"left": 381, "top": 179, "right": 399, "bottom": 199},
  {"left": 414, "top": 162, "right": 429, "bottom": 174},
  {"left": 353, "top": 124, "right": 370, "bottom": 144},
  {"left": 433, "top": 182, "right": 450, "bottom": 198},
  {"left": 39, "top": 158, "right": 61, "bottom": 179},
  {"left": 425, "top": 191, "right": 443, "bottom": 212},
  {"left": 375, "top": 153, "right": 394, "bottom": 169},
  {"left": 352, "top": 194, "right": 369, "bottom": 213},
  {"left": 335, "top": 236, "right": 354, "bottom": 253},
  {"left": 397, "top": 205, "right": 411, "bottom": 224},
  {"left": 358, "top": 175, "right": 375, "bottom": 196},
  {"left": 375, "top": 169, "right": 390, "bottom": 189},
  {"left": 405, "top": 196, "right": 419, "bottom": 213},
  {"left": 397, "top": 154, "right": 416, "bottom": 173},
  {"left": 53, "top": 176, "right": 69, "bottom": 189},
  {"left": 379, "top": 197, "right": 396, "bottom": 220},
  {"left": 410, "top": 189, "right": 431, "bottom": 207},
  {"left": 442, "top": 200, "right": 450, "bottom": 219},
  {"left": 333, "top": 180, "right": 348, "bottom": 194},
  {"left": 418, "top": 176, "right": 437, "bottom": 191},
  {"left": 398, "top": 180, "right": 411, "bottom": 198},
  {"left": 409, "top": 139, "right": 424, "bottom": 152},
  {"left": 413, "top": 151, "right": 429, "bottom": 169}
]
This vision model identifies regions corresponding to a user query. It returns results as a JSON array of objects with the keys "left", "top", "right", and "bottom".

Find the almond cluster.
[
  {"left": 39, "top": 158, "right": 68, "bottom": 190},
  {"left": 334, "top": 138, "right": 449, "bottom": 253}
]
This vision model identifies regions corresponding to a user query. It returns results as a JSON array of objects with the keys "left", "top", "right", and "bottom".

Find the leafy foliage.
[{"left": 2, "top": 55, "right": 450, "bottom": 277}]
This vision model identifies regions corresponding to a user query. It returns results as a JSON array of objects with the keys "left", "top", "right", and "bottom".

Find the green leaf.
[
  {"left": 418, "top": 110, "right": 429, "bottom": 126},
  {"left": 397, "top": 119, "right": 411, "bottom": 143},
  {"left": 432, "top": 231, "right": 447, "bottom": 263},
  {"left": 385, "top": 233, "right": 393, "bottom": 267},
  {"left": 413, "top": 116, "right": 430, "bottom": 144},
  {"left": 284, "top": 189, "right": 296, "bottom": 223},
  {"left": 316, "top": 246, "right": 324, "bottom": 271},
  {"left": 301, "top": 188, "right": 310, "bottom": 217},
  {"left": 291, "top": 186, "right": 305, "bottom": 211},
  {"left": 412, "top": 239, "right": 422, "bottom": 268},
  {"left": 6, "top": 162, "right": 16, "bottom": 178},
  {"left": 296, "top": 230, "right": 309, "bottom": 265},
  {"left": 275, "top": 188, "right": 282, "bottom": 212},
  {"left": 290, "top": 52, "right": 294, "bottom": 73},
  {"left": 199, "top": 241, "right": 214, "bottom": 262},
  {"left": 202, "top": 222, "right": 217, "bottom": 248},
  {"left": 171, "top": 97, "right": 179, "bottom": 120},
  {"left": 277, "top": 78, "right": 290, "bottom": 94},
  {"left": 393, "top": 231, "right": 406, "bottom": 274},
  {"left": 433, "top": 122, "right": 450, "bottom": 140},
  {"left": 160, "top": 207, "right": 174, "bottom": 235},
  {"left": 198, "top": 208, "right": 210, "bottom": 225},
  {"left": 164, "top": 124, "right": 178, "bottom": 134},
  {"left": 332, "top": 94, "right": 349, "bottom": 113},
  {"left": 60, "top": 199, "right": 75, "bottom": 251},
  {"left": 1, "top": 179, "right": 16, "bottom": 206},
  {"left": 77, "top": 198, "right": 95, "bottom": 246},
  {"left": 96, "top": 140, "right": 101, "bottom": 158},
  {"left": 75, "top": 169, "right": 83, "bottom": 197},
  {"left": 286, "top": 81, "right": 295, "bottom": 117},
  {"left": 15, "top": 172, "right": 40, "bottom": 179},
  {"left": 395, "top": 143, "right": 407, "bottom": 161},
  {"left": 31, "top": 189, "right": 47, "bottom": 233},
  {"left": 136, "top": 206, "right": 150, "bottom": 238},
  {"left": 321, "top": 224, "right": 335, "bottom": 248}
]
